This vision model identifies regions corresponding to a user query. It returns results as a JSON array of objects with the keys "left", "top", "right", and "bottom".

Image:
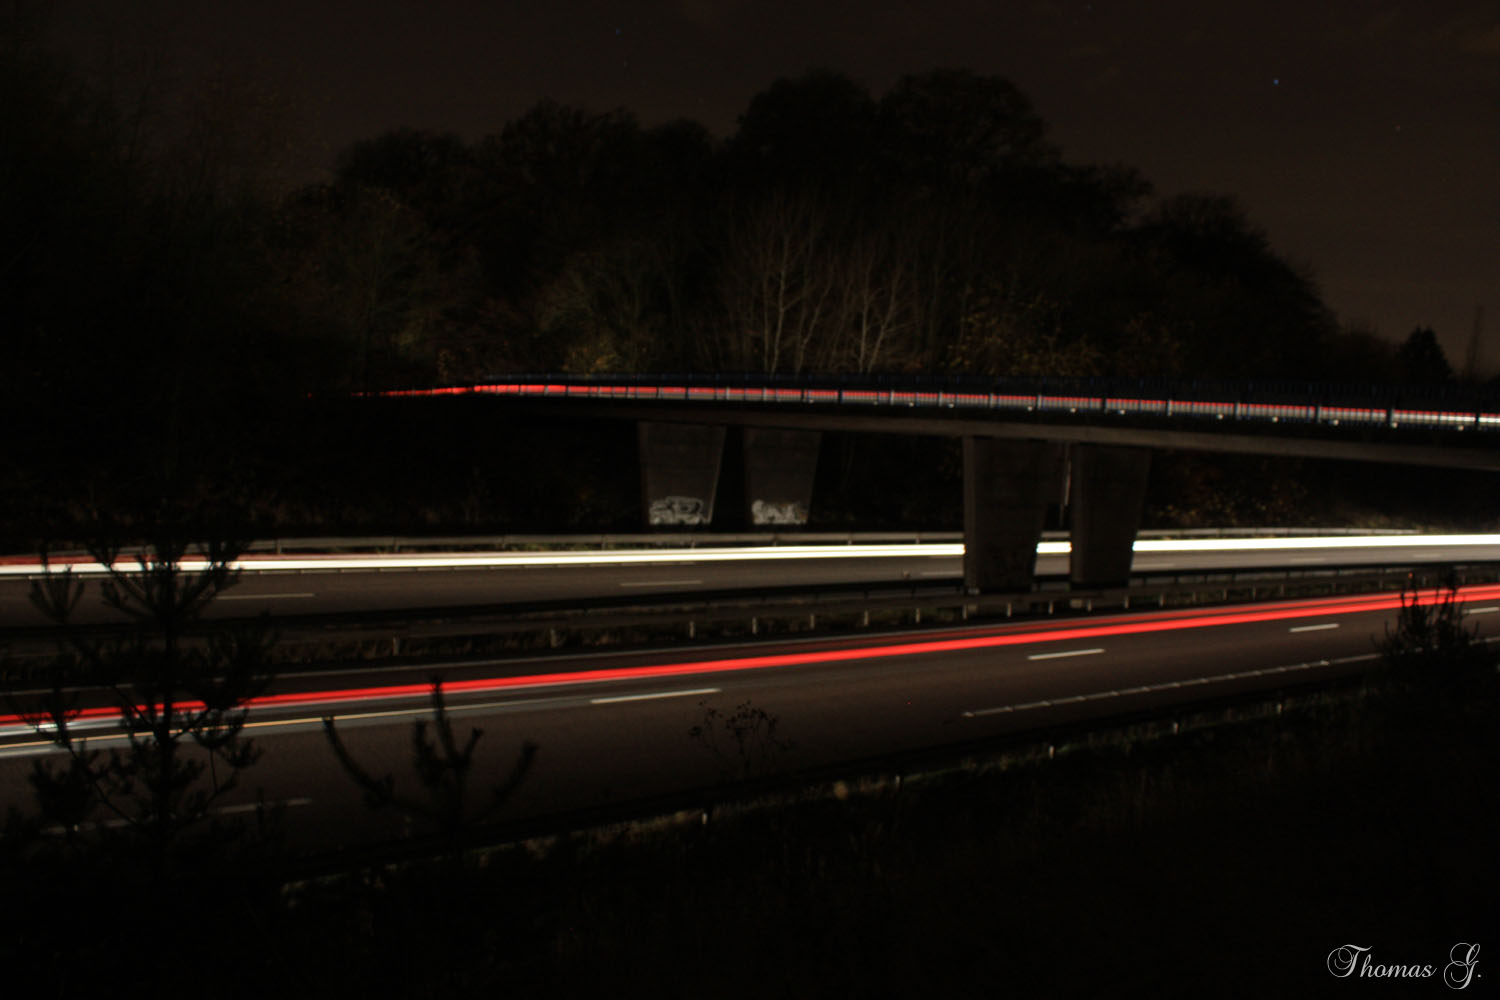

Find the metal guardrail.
[
  {"left": 241, "top": 531, "right": 964, "bottom": 553},
  {"left": 248, "top": 526, "right": 1415, "bottom": 553},
  {"left": 10, "top": 527, "right": 1419, "bottom": 560},
  {"left": 382, "top": 374, "right": 1500, "bottom": 434},
  {"left": 240, "top": 526, "right": 1417, "bottom": 553},
  {"left": 3, "top": 559, "right": 1482, "bottom": 664}
]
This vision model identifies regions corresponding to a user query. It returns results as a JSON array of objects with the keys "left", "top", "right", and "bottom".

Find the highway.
[
  {"left": 2, "top": 534, "right": 1500, "bottom": 625},
  {"left": 3, "top": 582, "right": 1495, "bottom": 853}
]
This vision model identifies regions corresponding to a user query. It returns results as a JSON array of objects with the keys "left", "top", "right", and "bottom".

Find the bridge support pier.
[
  {"left": 639, "top": 422, "right": 725, "bottom": 526},
  {"left": 963, "top": 438, "right": 1066, "bottom": 593},
  {"left": 1069, "top": 445, "right": 1151, "bottom": 588},
  {"left": 743, "top": 428, "right": 820, "bottom": 526}
]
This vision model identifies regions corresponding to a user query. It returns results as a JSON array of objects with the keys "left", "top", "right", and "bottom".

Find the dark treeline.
[
  {"left": 7, "top": 27, "right": 1421, "bottom": 398},
  {"left": 0, "top": 20, "right": 1470, "bottom": 538},
  {"left": 291, "top": 72, "right": 1353, "bottom": 385}
]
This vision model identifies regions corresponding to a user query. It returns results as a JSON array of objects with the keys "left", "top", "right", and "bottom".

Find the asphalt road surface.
[{"left": 4, "top": 583, "right": 1495, "bottom": 853}]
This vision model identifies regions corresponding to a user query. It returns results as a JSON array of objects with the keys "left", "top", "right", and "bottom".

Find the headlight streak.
[{"left": 3, "top": 533, "right": 1500, "bottom": 577}]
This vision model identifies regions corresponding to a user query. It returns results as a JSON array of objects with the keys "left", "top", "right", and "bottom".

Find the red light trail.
[{"left": 3, "top": 584, "right": 1490, "bottom": 732}]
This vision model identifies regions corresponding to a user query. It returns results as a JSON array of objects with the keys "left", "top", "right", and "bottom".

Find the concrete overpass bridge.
[{"left": 383, "top": 374, "right": 1500, "bottom": 593}]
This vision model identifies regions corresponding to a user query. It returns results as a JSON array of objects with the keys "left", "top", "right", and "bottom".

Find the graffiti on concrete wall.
[
  {"left": 751, "top": 499, "right": 809, "bottom": 525},
  {"left": 649, "top": 495, "right": 709, "bottom": 525}
]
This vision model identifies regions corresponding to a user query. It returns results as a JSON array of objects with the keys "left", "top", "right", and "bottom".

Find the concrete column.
[
  {"left": 1069, "top": 444, "right": 1151, "bottom": 588},
  {"left": 963, "top": 438, "right": 1065, "bottom": 593},
  {"left": 743, "top": 428, "right": 821, "bottom": 526},
  {"left": 639, "top": 422, "right": 725, "bottom": 526}
]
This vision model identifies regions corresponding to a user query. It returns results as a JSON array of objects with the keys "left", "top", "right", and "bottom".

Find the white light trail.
[{"left": 3, "top": 533, "right": 1499, "bottom": 577}]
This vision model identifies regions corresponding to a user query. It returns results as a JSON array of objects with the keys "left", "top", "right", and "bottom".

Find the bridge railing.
[{"left": 380, "top": 373, "right": 1500, "bottom": 434}]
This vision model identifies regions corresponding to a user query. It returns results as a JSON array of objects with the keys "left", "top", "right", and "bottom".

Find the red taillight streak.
[{"left": 4, "top": 585, "right": 1491, "bottom": 730}]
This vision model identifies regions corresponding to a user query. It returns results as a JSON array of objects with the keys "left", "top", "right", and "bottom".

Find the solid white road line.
[
  {"left": 1026, "top": 648, "right": 1105, "bottom": 661},
  {"left": 961, "top": 652, "right": 1382, "bottom": 718},
  {"left": 2, "top": 686, "right": 726, "bottom": 759},
  {"left": 218, "top": 592, "right": 317, "bottom": 600},
  {"left": 1289, "top": 623, "right": 1340, "bottom": 633},
  {"left": 590, "top": 687, "right": 720, "bottom": 705},
  {"left": 40, "top": 798, "right": 314, "bottom": 834},
  {"left": 217, "top": 797, "right": 314, "bottom": 815},
  {"left": 618, "top": 579, "right": 703, "bottom": 588}
]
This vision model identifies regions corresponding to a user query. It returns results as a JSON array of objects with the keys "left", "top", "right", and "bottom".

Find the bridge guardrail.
[{"left": 384, "top": 373, "right": 1500, "bottom": 434}]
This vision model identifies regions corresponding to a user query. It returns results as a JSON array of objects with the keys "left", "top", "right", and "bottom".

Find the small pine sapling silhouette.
[
  {"left": 1379, "top": 568, "right": 1496, "bottom": 698},
  {"left": 15, "top": 526, "right": 276, "bottom": 868},
  {"left": 323, "top": 677, "right": 538, "bottom": 844}
]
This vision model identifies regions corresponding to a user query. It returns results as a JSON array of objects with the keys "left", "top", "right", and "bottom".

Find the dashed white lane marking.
[
  {"left": 1284, "top": 557, "right": 1327, "bottom": 563},
  {"left": 618, "top": 579, "right": 703, "bottom": 588},
  {"left": 1289, "top": 623, "right": 1339, "bottom": 633},
  {"left": 1465, "top": 606, "right": 1500, "bottom": 615},
  {"left": 4, "top": 687, "right": 708, "bottom": 757},
  {"left": 961, "top": 652, "right": 1381, "bottom": 718},
  {"left": 217, "top": 797, "right": 314, "bottom": 815},
  {"left": 590, "top": 687, "right": 720, "bottom": 705},
  {"left": 218, "top": 592, "right": 316, "bottom": 600},
  {"left": 1026, "top": 647, "right": 1105, "bottom": 661},
  {"left": 39, "top": 798, "right": 313, "bottom": 833}
]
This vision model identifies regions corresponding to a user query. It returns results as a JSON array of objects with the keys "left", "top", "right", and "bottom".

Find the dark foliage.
[
  {"left": 323, "top": 678, "right": 538, "bottom": 846},
  {"left": 1379, "top": 569, "right": 1498, "bottom": 701},
  {"left": 1393, "top": 326, "right": 1454, "bottom": 383},
  {"left": 9, "top": 525, "right": 276, "bottom": 867}
]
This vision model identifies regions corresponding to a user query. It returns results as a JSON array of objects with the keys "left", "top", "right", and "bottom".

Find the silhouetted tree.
[
  {"left": 1132, "top": 194, "right": 1335, "bottom": 377},
  {"left": 1321, "top": 323, "right": 1397, "bottom": 382},
  {"left": 1393, "top": 326, "right": 1452, "bottom": 383},
  {"left": 15, "top": 525, "right": 275, "bottom": 869},
  {"left": 878, "top": 69, "right": 1055, "bottom": 189},
  {"left": 278, "top": 182, "right": 459, "bottom": 389},
  {"left": 728, "top": 69, "right": 879, "bottom": 191},
  {"left": 335, "top": 127, "right": 473, "bottom": 219},
  {"left": 1379, "top": 570, "right": 1494, "bottom": 697},
  {"left": 323, "top": 678, "right": 537, "bottom": 848},
  {"left": 1, "top": 24, "right": 338, "bottom": 528}
]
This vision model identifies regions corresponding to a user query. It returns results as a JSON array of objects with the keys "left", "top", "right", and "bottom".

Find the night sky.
[{"left": 48, "top": 0, "right": 1500, "bottom": 371}]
